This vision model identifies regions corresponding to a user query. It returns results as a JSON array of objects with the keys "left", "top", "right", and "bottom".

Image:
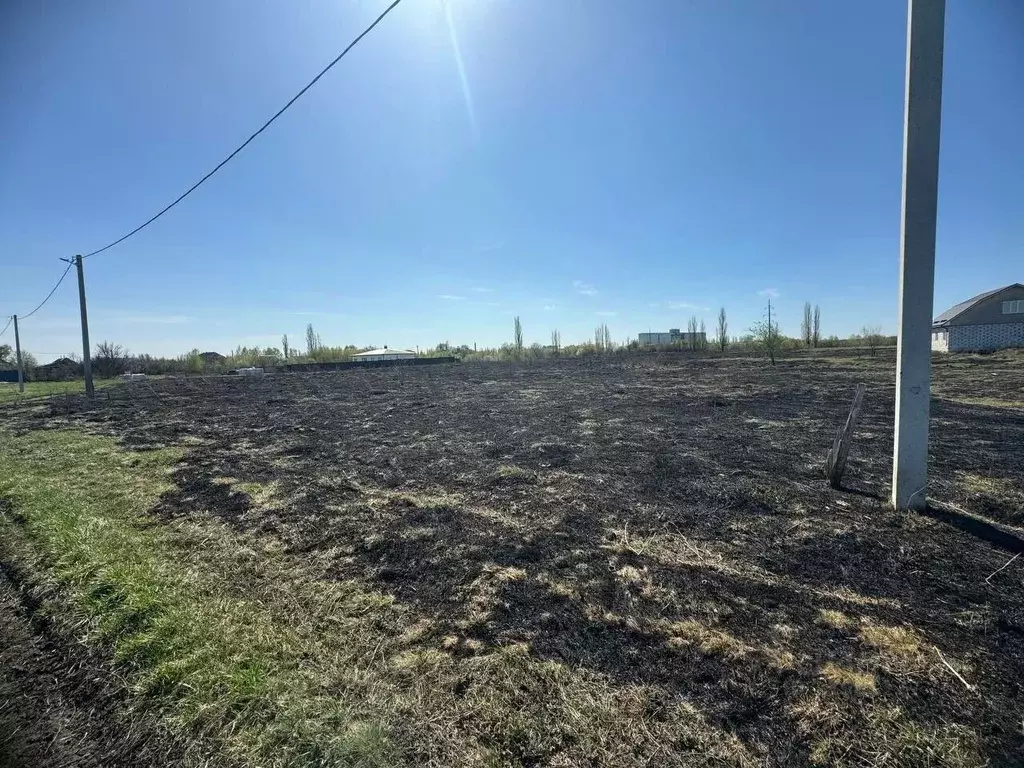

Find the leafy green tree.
[{"left": 750, "top": 317, "right": 781, "bottom": 365}]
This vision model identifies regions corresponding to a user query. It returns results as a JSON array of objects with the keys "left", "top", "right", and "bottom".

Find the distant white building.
[
  {"left": 638, "top": 328, "right": 707, "bottom": 347},
  {"left": 352, "top": 347, "right": 417, "bottom": 362},
  {"left": 932, "top": 283, "right": 1024, "bottom": 352}
]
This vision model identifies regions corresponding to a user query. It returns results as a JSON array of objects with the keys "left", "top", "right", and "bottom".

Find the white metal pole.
[{"left": 892, "top": 0, "right": 945, "bottom": 510}]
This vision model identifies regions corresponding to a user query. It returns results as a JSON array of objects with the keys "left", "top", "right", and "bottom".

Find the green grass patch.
[
  {"left": 0, "top": 378, "right": 120, "bottom": 403},
  {"left": 0, "top": 428, "right": 396, "bottom": 767}
]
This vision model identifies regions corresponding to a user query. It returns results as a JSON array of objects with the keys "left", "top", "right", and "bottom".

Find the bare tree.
[
  {"left": 687, "top": 316, "right": 699, "bottom": 351},
  {"left": 282, "top": 334, "right": 290, "bottom": 360},
  {"left": 550, "top": 329, "right": 561, "bottom": 355},
  {"left": 19, "top": 351, "right": 38, "bottom": 379},
  {"left": 602, "top": 323, "right": 612, "bottom": 352},
  {"left": 812, "top": 305, "right": 821, "bottom": 347},
  {"left": 862, "top": 325, "right": 885, "bottom": 356},
  {"left": 802, "top": 302, "right": 813, "bottom": 346},
  {"left": 751, "top": 299, "right": 781, "bottom": 365},
  {"left": 698, "top": 319, "right": 707, "bottom": 351},
  {"left": 513, "top": 316, "right": 524, "bottom": 357},
  {"left": 716, "top": 307, "right": 728, "bottom": 352},
  {"left": 305, "top": 323, "right": 322, "bottom": 357},
  {"left": 94, "top": 340, "right": 128, "bottom": 378}
]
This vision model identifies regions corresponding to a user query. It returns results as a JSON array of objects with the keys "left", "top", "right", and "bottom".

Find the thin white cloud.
[
  {"left": 573, "top": 280, "right": 598, "bottom": 296},
  {"left": 596, "top": 310, "right": 617, "bottom": 317},
  {"left": 758, "top": 288, "right": 780, "bottom": 299},
  {"left": 437, "top": 294, "right": 466, "bottom": 301},
  {"left": 648, "top": 302, "right": 661, "bottom": 308},
  {"left": 475, "top": 242, "right": 504, "bottom": 252},
  {"left": 543, "top": 305, "right": 555, "bottom": 311},
  {"left": 484, "top": 301, "right": 501, "bottom": 307}
]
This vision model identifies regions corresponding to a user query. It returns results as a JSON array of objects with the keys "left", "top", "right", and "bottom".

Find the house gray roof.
[{"left": 933, "top": 283, "right": 1024, "bottom": 326}]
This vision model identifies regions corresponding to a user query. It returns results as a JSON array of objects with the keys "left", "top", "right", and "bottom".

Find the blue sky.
[{"left": 1, "top": 0, "right": 1022, "bottom": 361}]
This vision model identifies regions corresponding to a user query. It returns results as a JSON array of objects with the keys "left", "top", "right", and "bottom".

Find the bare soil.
[{"left": 3, "top": 352, "right": 1024, "bottom": 766}]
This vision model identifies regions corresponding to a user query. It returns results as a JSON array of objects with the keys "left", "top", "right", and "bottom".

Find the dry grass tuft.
[
  {"left": 490, "top": 464, "right": 538, "bottom": 485},
  {"left": 818, "top": 608, "right": 855, "bottom": 629},
  {"left": 487, "top": 565, "right": 528, "bottom": 583},
  {"left": 820, "top": 662, "right": 877, "bottom": 693},
  {"left": 615, "top": 565, "right": 646, "bottom": 584},
  {"left": 665, "top": 619, "right": 747, "bottom": 659},
  {"left": 859, "top": 622, "right": 925, "bottom": 663},
  {"left": 956, "top": 472, "right": 1015, "bottom": 496},
  {"left": 235, "top": 481, "right": 278, "bottom": 507},
  {"left": 792, "top": 690, "right": 983, "bottom": 767}
]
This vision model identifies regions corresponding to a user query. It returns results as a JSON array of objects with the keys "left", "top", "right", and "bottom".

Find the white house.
[
  {"left": 638, "top": 328, "right": 707, "bottom": 347},
  {"left": 932, "top": 283, "right": 1024, "bottom": 352},
  {"left": 352, "top": 347, "right": 417, "bottom": 362}
]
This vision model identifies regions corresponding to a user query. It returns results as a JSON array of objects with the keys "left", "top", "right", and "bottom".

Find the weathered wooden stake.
[{"left": 826, "top": 383, "right": 866, "bottom": 489}]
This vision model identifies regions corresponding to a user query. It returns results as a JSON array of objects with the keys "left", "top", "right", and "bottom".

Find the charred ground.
[{"left": 2, "top": 352, "right": 1023, "bottom": 767}]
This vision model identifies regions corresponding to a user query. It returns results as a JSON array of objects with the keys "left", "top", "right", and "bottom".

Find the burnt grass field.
[{"left": 3, "top": 352, "right": 1024, "bottom": 767}]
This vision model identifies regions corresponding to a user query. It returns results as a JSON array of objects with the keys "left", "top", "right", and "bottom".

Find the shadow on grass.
[{"left": 920, "top": 503, "right": 1024, "bottom": 554}]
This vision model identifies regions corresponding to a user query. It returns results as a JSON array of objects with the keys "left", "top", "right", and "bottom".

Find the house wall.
[
  {"left": 952, "top": 285, "right": 1024, "bottom": 326},
  {"left": 356, "top": 354, "right": 416, "bottom": 362},
  {"left": 638, "top": 332, "right": 708, "bottom": 347},
  {"left": 948, "top": 323, "right": 1024, "bottom": 352}
]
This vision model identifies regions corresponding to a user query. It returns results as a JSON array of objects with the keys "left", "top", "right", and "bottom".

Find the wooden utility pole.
[
  {"left": 892, "top": 0, "right": 945, "bottom": 510},
  {"left": 13, "top": 314, "right": 24, "bottom": 393},
  {"left": 73, "top": 254, "right": 95, "bottom": 396}
]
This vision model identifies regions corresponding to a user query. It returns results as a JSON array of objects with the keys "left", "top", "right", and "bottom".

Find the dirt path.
[{"left": 0, "top": 570, "right": 186, "bottom": 768}]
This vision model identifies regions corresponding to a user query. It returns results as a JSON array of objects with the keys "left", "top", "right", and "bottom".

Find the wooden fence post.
[{"left": 826, "top": 383, "right": 866, "bottom": 489}]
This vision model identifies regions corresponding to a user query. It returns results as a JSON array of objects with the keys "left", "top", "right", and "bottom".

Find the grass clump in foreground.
[{"left": 0, "top": 429, "right": 395, "bottom": 768}]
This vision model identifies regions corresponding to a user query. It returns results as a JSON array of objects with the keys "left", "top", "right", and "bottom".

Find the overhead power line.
[
  {"left": 19, "top": 262, "right": 74, "bottom": 320},
  {"left": 82, "top": 0, "right": 405, "bottom": 260},
  {"left": 0, "top": 316, "right": 12, "bottom": 339}
]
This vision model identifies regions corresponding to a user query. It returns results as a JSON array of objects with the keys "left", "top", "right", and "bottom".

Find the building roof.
[
  {"left": 352, "top": 348, "right": 416, "bottom": 357},
  {"left": 933, "top": 283, "right": 1023, "bottom": 326},
  {"left": 38, "top": 357, "right": 79, "bottom": 369}
]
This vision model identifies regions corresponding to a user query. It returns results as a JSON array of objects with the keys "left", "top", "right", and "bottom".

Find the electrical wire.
[
  {"left": 82, "top": 0, "right": 405, "bottom": 260},
  {"left": 0, "top": 316, "right": 12, "bottom": 339},
  {"left": 19, "top": 262, "right": 74, "bottom": 320}
]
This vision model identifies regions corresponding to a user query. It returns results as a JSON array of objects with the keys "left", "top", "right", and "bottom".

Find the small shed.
[{"left": 352, "top": 347, "right": 417, "bottom": 363}]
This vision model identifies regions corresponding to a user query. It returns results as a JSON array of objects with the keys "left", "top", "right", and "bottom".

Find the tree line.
[{"left": 2, "top": 310, "right": 896, "bottom": 381}]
